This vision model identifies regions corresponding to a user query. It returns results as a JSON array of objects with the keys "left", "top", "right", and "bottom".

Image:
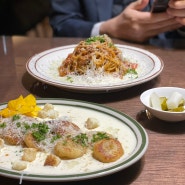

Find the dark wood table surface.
[{"left": 0, "top": 36, "right": 185, "bottom": 185}]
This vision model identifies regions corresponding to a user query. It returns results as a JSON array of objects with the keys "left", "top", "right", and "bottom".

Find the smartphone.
[{"left": 151, "top": 0, "right": 169, "bottom": 13}]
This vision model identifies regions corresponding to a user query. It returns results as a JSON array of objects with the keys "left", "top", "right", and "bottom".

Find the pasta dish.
[{"left": 58, "top": 35, "right": 138, "bottom": 78}]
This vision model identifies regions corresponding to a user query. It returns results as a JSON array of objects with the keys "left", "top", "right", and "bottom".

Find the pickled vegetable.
[
  {"left": 160, "top": 97, "right": 167, "bottom": 111},
  {"left": 150, "top": 92, "right": 162, "bottom": 110},
  {"left": 166, "top": 92, "right": 183, "bottom": 110},
  {"left": 150, "top": 91, "right": 185, "bottom": 112}
]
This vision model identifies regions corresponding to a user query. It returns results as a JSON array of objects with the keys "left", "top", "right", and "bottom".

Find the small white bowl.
[{"left": 140, "top": 87, "right": 185, "bottom": 122}]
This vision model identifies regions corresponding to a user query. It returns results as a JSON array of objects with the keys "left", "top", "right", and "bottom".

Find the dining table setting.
[{"left": 0, "top": 35, "right": 185, "bottom": 185}]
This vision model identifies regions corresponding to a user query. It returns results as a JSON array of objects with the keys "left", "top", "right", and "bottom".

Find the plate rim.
[
  {"left": 26, "top": 44, "right": 164, "bottom": 93},
  {"left": 0, "top": 98, "right": 148, "bottom": 182}
]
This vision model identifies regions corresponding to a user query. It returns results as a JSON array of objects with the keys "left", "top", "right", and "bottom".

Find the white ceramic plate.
[
  {"left": 26, "top": 44, "right": 164, "bottom": 93},
  {"left": 0, "top": 99, "right": 148, "bottom": 182}
]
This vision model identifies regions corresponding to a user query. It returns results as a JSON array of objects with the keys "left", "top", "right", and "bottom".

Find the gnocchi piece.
[
  {"left": 22, "top": 148, "right": 37, "bottom": 162},
  {"left": 85, "top": 117, "right": 99, "bottom": 130},
  {"left": 44, "top": 154, "right": 61, "bottom": 166},
  {"left": 38, "top": 103, "right": 59, "bottom": 119},
  {"left": 24, "top": 133, "right": 40, "bottom": 150},
  {"left": 42, "top": 103, "right": 54, "bottom": 111},
  {"left": 3, "top": 129, "right": 23, "bottom": 145},
  {"left": 12, "top": 161, "right": 27, "bottom": 171},
  {"left": 54, "top": 139, "right": 86, "bottom": 159},
  {"left": 54, "top": 120, "right": 81, "bottom": 136},
  {"left": 93, "top": 138, "right": 124, "bottom": 163},
  {"left": 37, "top": 110, "right": 48, "bottom": 119}
]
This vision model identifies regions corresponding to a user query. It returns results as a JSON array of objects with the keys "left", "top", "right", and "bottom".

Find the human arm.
[
  {"left": 100, "top": 0, "right": 182, "bottom": 43},
  {"left": 49, "top": 0, "right": 95, "bottom": 37}
]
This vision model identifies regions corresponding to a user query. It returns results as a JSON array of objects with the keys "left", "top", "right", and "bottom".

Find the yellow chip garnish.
[
  {"left": 8, "top": 95, "right": 25, "bottom": 110},
  {"left": 0, "top": 94, "right": 41, "bottom": 118}
]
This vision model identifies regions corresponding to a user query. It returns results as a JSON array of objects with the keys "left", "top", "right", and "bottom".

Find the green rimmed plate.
[{"left": 0, "top": 99, "right": 148, "bottom": 182}]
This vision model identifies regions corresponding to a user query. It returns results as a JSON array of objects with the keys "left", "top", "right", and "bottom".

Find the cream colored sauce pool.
[{"left": 0, "top": 105, "right": 137, "bottom": 175}]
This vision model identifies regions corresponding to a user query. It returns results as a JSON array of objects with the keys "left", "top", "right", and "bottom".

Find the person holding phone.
[{"left": 49, "top": 0, "right": 185, "bottom": 44}]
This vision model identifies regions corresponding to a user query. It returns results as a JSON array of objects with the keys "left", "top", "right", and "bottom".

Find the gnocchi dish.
[{"left": 0, "top": 96, "right": 128, "bottom": 174}]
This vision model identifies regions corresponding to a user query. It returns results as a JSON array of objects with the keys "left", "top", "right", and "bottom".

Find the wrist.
[
  {"left": 100, "top": 20, "right": 116, "bottom": 37},
  {"left": 99, "top": 22, "right": 108, "bottom": 35},
  {"left": 91, "top": 22, "right": 104, "bottom": 36},
  {"left": 100, "top": 17, "right": 124, "bottom": 39}
]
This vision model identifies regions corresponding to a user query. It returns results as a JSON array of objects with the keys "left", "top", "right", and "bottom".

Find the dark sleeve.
[{"left": 49, "top": 0, "right": 95, "bottom": 37}]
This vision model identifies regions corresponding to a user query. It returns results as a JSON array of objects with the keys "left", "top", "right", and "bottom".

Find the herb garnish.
[
  {"left": 16, "top": 122, "right": 21, "bottom": 127},
  {"left": 0, "top": 122, "right": 6, "bottom": 128},
  {"left": 24, "top": 123, "right": 31, "bottom": 130},
  {"left": 91, "top": 132, "right": 110, "bottom": 143},
  {"left": 73, "top": 133, "right": 88, "bottom": 147},
  {"left": 127, "top": 69, "right": 138, "bottom": 78},
  {"left": 85, "top": 36, "right": 105, "bottom": 44},
  {"left": 66, "top": 76, "right": 73, "bottom": 83},
  {"left": 51, "top": 134, "right": 61, "bottom": 143},
  {"left": 12, "top": 114, "right": 21, "bottom": 121},
  {"left": 32, "top": 123, "right": 49, "bottom": 142}
]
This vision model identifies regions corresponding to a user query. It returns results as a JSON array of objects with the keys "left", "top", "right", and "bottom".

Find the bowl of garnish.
[{"left": 140, "top": 87, "right": 185, "bottom": 122}]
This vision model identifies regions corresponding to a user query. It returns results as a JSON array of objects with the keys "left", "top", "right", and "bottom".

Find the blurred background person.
[
  {"left": 49, "top": 0, "right": 185, "bottom": 44},
  {"left": 0, "top": 0, "right": 51, "bottom": 37}
]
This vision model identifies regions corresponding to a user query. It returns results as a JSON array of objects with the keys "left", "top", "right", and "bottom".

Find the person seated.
[
  {"left": 0, "top": 0, "right": 50, "bottom": 36},
  {"left": 49, "top": 0, "right": 185, "bottom": 44}
]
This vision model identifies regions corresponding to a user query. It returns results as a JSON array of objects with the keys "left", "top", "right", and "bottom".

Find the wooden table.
[{"left": 0, "top": 36, "right": 185, "bottom": 185}]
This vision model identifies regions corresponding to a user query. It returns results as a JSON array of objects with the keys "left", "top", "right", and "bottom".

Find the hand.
[
  {"left": 167, "top": 0, "right": 185, "bottom": 25},
  {"left": 100, "top": 0, "right": 182, "bottom": 43}
]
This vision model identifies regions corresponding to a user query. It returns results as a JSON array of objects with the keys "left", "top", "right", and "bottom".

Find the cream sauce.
[{"left": 0, "top": 105, "right": 137, "bottom": 175}]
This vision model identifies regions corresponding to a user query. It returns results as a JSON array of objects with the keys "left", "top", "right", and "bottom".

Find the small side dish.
[{"left": 140, "top": 87, "right": 185, "bottom": 122}]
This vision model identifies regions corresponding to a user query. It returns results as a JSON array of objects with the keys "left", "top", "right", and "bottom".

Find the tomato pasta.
[{"left": 58, "top": 35, "right": 137, "bottom": 78}]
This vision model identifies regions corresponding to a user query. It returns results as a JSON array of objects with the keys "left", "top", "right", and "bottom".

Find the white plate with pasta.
[
  {"left": 26, "top": 36, "right": 164, "bottom": 93},
  {"left": 0, "top": 98, "right": 148, "bottom": 182}
]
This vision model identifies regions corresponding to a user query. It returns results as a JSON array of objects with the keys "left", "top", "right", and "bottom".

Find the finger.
[
  {"left": 167, "top": 8, "right": 185, "bottom": 17},
  {"left": 128, "top": 0, "right": 150, "bottom": 11},
  {"left": 169, "top": 0, "right": 185, "bottom": 9},
  {"left": 149, "top": 12, "right": 175, "bottom": 22},
  {"left": 131, "top": 12, "right": 175, "bottom": 23},
  {"left": 146, "top": 23, "right": 182, "bottom": 37},
  {"left": 176, "top": 17, "right": 185, "bottom": 25},
  {"left": 145, "top": 18, "right": 182, "bottom": 30}
]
